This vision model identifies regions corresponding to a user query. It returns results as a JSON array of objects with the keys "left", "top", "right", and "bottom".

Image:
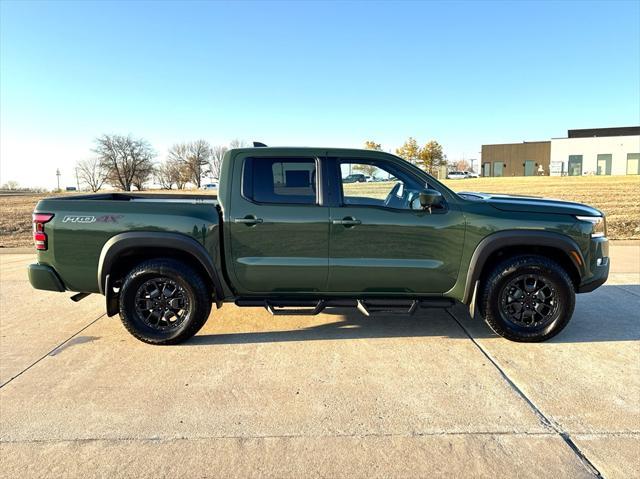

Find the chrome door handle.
[
  {"left": 234, "top": 216, "right": 263, "bottom": 225},
  {"left": 332, "top": 217, "right": 361, "bottom": 226}
]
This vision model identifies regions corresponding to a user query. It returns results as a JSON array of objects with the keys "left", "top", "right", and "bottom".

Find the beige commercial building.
[{"left": 480, "top": 141, "right": 551, "bottom": 177}]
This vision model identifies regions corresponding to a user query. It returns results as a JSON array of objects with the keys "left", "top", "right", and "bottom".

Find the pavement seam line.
[
  {"left": 613, "top": 285, "right": 640, "bottom": 298},
  {"left": 0, "top": 313, "right": 106, "bottom": 389},
  {"left": 0, "top": 432, "right": 582, "bottom": 445},
  {"left": 446, "top": 309, "right": 604, "bottom": 479},
  {"left": 4, "top": 431, "right": 637, "bottom": 445}
]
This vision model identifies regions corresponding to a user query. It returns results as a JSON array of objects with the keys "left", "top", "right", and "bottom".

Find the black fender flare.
[
  {"left": 462, "top": 230, "right": 585, "bottom": 304},
  {"left": 98, "top": 231, "right": 224, "bottom": 306}
]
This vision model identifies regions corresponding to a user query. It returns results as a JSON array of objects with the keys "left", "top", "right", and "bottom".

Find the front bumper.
[
  {"left": 28, "top": 264, "right": 65, "bottom": 292},
  {"left": 577, "top": 237, "right": 609, "bottom": 293},
  {"left": 577, "top": 257, "right": 609, "bottom": 293}
]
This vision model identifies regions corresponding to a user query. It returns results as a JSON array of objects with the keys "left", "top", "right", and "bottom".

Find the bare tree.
[
  {"left": 155, "top": 158, "right": 189, "bottom": 190},
  {"left": 210, "top": 145, "right": 228, "bottom": 180},
  {"left": 132, "top": 162, "right": 155, "bottom": 190},
  {"left": 2, "top": 180, "right": 19, "bottom": 190},
  {"left": 167, "top": 141, "right": 211, "bottom": 188},
  {"left": 76, "top": 158, "right": 107, "bottom": 192},
  {"left": 453, "top": 159, "right": 471, "bottom": 172},
  {"left": 94, "top": 134, "right": 155, "bottom": 191},
  {"left": 187, "top": 140, "right": 211, "bottom": 188},
  {"left": 155, "top": 162, "right": 175, "bottom": 190},
  {"left": 229, "top": 139, "right": 248, "bottom": 149}
]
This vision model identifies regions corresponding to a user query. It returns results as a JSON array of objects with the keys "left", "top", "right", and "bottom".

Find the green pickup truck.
[{"left": 29, "top": 146, "right": 609, "bottom": 344}]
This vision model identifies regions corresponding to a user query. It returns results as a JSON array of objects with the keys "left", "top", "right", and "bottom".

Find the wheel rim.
[
  {"left": 134, "top": 277, "right": 190, "bottom": 331},
  {"left": 499, "top": 273, "right": 559, "bottom": 329}
]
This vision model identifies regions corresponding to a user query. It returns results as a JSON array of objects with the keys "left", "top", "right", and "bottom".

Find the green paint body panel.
[{"left": 30, "top": 147, "right": 609, "bottom": 305}]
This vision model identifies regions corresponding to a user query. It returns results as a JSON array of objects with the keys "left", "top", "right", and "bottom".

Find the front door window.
[{"left": 339, "top": 162, "right": 423, "bottom": 210}]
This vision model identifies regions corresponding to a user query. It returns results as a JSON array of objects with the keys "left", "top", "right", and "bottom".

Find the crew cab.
[{"left": 28, "top": 146, "right": 609, "bottom": 344}]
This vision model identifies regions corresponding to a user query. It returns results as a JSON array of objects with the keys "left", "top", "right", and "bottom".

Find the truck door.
[
  {"left": 226, "top": 155, "right": 329, "bottom": 294},
  {"left": 327, "top": 158, "right": 465, "bottom": 294}
]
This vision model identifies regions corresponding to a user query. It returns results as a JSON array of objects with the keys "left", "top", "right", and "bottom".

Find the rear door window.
[{"left": 243, "top": 158, "right": 317, "bottom": 204}]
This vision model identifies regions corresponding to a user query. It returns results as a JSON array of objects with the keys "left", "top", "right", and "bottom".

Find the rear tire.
[
  {"left": 119, "top": 259, "right": 211, "bottom": 345},
  {"left": 479, "top": 255, "right": 575, "bottom": 342}
]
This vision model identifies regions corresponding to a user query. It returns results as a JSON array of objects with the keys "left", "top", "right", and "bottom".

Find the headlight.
[{"left": 576, "top": 216, "right": 606, "bottom": 238}]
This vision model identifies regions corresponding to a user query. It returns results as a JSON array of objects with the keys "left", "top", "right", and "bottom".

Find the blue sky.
[{"left": 1, "top": 0, "right": 639, "bottom": 188}]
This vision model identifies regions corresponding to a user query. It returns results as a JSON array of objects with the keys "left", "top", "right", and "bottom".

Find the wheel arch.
[
  {"left": 462, "top": 230, "right": 585, "bottom": 304},
  {"left": 98, "top": 232, "right": 224, "bottom": 316}
]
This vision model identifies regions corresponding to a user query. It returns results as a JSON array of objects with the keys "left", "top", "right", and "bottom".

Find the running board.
[
  {"left": 265, "top": 300, "right": 326, "bottom": 316},
  {"left": 234, "top": 298, "right": 455, "bottom": 317},
  {"left": 357, "top": 299, "right": 417, "bottom": 317}
]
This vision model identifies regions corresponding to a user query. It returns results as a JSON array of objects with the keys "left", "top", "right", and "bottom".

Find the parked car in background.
[
  {"left": 343, "top": 173, "right": 368, "bottom": 183},
  {"left": 446, "top": 171, "right": 468, "bottom": 179},
  {"left": 464, "top": 171, "right": 479, "bottom": 178},
  {"left": 201, "top": 183, "right": 218, "bottom": 190}
]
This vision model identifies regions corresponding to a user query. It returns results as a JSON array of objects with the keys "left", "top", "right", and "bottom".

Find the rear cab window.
[{"left": 243, "top": 157, "right": 317, "bottom": 205}]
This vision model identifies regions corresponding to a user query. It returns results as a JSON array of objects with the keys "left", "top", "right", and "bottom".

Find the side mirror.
[{"left": 419, "top": 189, "right": 442, "bottom": 209}]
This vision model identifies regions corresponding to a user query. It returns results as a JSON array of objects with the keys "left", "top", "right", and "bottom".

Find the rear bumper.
[{"left": 28, "top": 264, "right": 65, "bottom": 292}]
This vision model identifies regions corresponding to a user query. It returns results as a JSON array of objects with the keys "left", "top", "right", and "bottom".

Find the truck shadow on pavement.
[{"left": 186, "top": 285, "right": 640, "bottom": 346}]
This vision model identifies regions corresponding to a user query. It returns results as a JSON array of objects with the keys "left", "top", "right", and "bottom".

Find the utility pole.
[
  {"left": 56, "top": 169, "right": 61, "bottom": 191},
  {"left": 75, "top": 167, "right": 80, "bottom": 191}
]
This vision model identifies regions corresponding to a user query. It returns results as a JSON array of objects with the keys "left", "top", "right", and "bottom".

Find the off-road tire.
[
  {"left": 479, "top": 255, "right": 575, "bottom": 342},
  {"left": 119, "top": 259, "right": 211, "bottom": 345}
]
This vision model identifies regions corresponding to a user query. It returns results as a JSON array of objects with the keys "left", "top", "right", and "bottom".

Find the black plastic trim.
[
  {"left": 27, "top": 263, "right": 66, "bottom": 292},
  {"left": 577, "top": 261, "right": 610, "bottom": 293},
  {"left": 97, "top": 232, "right": 224, "bottom": 300},
  {"left": 462, "top": 230, "right": 586, "bottom": 304}
]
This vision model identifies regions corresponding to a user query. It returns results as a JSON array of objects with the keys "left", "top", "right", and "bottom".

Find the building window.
[
  {"left": 627, "top": 153, "right": 640, "bottom": 175},
  {"left": 524, "top": 160, "right": 535, "bottom": 176},
  {"left": 493, "top": 162, "right": 503, "bottom": 177},
  {"left": 482, "top": 163, "right": 491, "bottom": 177},
  {"left": 596, "top": 154, "right": 612, "bottom": 175},
  {"left": 568, "top": 155, "right": 582, "bottom": 176}
]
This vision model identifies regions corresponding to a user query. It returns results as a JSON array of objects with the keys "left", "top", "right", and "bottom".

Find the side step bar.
[
  {"left": 266, "top": 300, "right": 327, "bottom": 316},
  {"left": 356, "top": 300, "right": 418, "bottom": 317},
  {"left": 234, "top": 298, "right": 455, "bottom": 317}
]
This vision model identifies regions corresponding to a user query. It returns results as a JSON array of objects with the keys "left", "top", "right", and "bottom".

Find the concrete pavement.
[{"left": 0, "top": 243, "right": 638, "bottom": 478}]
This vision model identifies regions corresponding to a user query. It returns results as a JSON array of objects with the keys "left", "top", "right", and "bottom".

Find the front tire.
[
  {"left": 479, "top": 255, "right": 575, "bottom": 342},
  {"left": 119, "top": 259, "right": 211, "bottom": 344}
]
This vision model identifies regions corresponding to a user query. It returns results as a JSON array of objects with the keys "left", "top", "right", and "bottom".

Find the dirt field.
[{"left": 1, "top": 175, "right": 638, "bottom": 247}]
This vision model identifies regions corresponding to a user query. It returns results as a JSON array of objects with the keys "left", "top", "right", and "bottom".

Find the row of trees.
[
  {"left": 77, "top": 135, "right": 246, "bottom": 192},
  {"left": 364, "top": 138, "right": 448, "bottom": 175},
  {"left": 76, "top": 135, "right": 451, "bottom": 192}
]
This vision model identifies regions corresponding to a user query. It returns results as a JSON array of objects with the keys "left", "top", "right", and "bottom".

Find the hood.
[{"left": 457, "top": 191, "right": 603, "bottom": 216}]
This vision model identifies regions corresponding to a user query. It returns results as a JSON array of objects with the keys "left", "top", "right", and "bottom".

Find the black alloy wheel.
[{"left": 134, "top": 278, "right": 191, "bottom": 331}]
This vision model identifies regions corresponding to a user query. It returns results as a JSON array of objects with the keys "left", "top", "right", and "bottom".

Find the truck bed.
[{"left": 34, "top": 192, "right": 221, "bottom": 293}]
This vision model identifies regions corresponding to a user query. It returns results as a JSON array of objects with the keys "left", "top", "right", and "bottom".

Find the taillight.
[{"left": 33, "top": 213, "right": 54, "bottom": 250}]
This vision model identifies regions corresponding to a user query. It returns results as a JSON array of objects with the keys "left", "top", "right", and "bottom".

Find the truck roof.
[{"left": 228, "top": 146, "right": 396, "bottom": 158}]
